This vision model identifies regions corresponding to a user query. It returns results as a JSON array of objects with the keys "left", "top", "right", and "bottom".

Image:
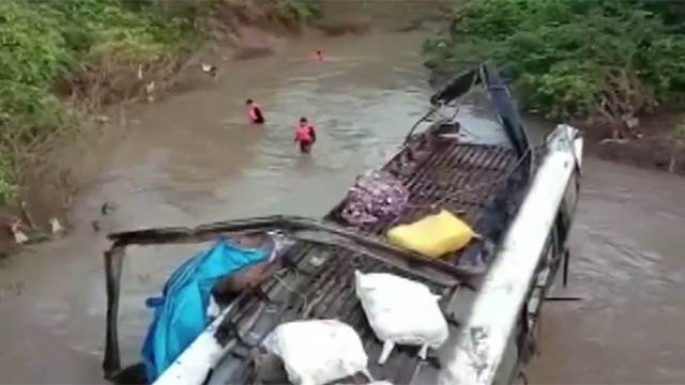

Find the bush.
[
  {"left": 0, "top": 154, "right": 17, "bottom": 204},
  {"left": 0, "top": 0, "right": 210, "bottom": 204},
  {"left": 0, "top": 0, "right": 324, "bottom": 206},
  {"left": 424, "top": 0, "right": 685, "bottom": 134},
  {"left": 281, "top": 0, "right": 320, "bottom": 22}
]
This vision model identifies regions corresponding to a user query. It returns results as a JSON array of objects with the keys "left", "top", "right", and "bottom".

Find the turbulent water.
[{"left": 0, "top": 30, "right": 684, "bottom": 384}]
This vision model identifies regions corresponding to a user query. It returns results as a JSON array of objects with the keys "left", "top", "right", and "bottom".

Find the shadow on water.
[{"left": 1, "top": 30, "right": 685, "bottom": 385}]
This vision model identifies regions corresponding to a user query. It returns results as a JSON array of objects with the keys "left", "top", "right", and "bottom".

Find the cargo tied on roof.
[
  {"left": 387, "top": 210, "right": 477, "bottom": 259},
  {"left": 340, "top": 170, "right": 409, "bottom": 227}
]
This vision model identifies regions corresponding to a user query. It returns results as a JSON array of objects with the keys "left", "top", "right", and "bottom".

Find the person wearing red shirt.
[
  {"left": 294, "top": 117, "right": 317, "bottom": 153},
  {"left": 245, "top": 99, "right": 265, "bottom": 124}
]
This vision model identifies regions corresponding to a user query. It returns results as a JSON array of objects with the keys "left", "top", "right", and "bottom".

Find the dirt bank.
[{"left": 581, "top": 113, "right": 685, "bottom": 176}]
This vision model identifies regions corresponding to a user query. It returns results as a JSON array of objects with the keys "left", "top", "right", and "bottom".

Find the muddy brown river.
[{"left": 1, "top": 30, "right": 684, "bottom": 384}]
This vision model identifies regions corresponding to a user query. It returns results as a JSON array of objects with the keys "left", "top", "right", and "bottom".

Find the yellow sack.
[{"left": 387, "top": 210, "right": 476, "bottom": 258}]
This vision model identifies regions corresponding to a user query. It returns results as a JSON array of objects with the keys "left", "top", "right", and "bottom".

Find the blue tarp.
[{"left": 141, "top": 239, "right": 267, "bottom": 382}]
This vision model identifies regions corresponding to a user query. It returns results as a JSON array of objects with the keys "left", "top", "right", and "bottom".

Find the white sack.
[
  {"left": 263, "top": 319, "right": 369, "bottom": 385},
  {"left": 354, "top": 270, "right": 449, "bottom": 365},
  {"left": 340, "top": 382, "right": 393, "bottom": 385}
]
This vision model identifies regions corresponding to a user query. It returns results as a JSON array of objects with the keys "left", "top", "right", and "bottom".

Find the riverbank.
[
  {"left": 0, "top": 0, "right": 455, "bottom": 254},
  {"left": 584, "top": 112, "right": 685, "bottom": 176},
  {"left": 423, "top": 0, "right": 685, "bottom": 177},
  {"left": 0, "top": 0, "right": 322, "bottom": 251}
]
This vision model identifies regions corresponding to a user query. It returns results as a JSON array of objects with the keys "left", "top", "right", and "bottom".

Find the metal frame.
[
  {"left": 438, "top": 124, "right": 583, "bottom": 385},
  {"left": 102, "top": 215, "right": 475, "bottom": 379}
]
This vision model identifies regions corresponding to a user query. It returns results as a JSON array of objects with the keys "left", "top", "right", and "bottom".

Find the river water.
[{"left": 0, "top": 30, "right": 684, "bottom": 384}]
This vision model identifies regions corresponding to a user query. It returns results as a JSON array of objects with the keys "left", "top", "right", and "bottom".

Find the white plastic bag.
[
  {"left": 354, "top": 270, "right": 449, "bottom": 365},
  {"left": 263, "top": 319, "right": 370, "bottom": 385}
]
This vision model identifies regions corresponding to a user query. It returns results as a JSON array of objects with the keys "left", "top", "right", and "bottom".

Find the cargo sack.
[
  {"left": 386, "top": 209, "right": 475, "bottom": 258},
  {"left": 354, "top": 271, "right": 448, "bottom": 365},
  {"left": 263, "top": 319, "right": 370, "bottom": 385},
  {"left": 340, "top": 170, "right": 409, "bottom": 226}
]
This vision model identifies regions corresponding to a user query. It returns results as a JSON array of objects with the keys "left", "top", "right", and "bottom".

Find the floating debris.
[
  {"left": 101, "top": 202, "right": 116, "bottom": 216},
  {"left": 145, "top": 81, "right": 155, "bottom": 102},
  {"left": 49, "top": 218, "right": 65, "bottom": 234},
  {"left": 201, "top": 63, "right": 218, "bottom": 81},
  {"left": 10, "top": 220, "right": 29, "bottom": 244}
]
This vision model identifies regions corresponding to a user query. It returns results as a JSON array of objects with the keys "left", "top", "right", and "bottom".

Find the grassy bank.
[
  {"left": 0, "top": 0, "right": 319, "bottom": 207},
  {"left": 423, "top": 0, "right": 685, "bottom": 173},
  {"left": 0, "top": 0, "right": 209, "bottom": 205},
  {"left": 423, "top": 0, "right": 685, "bottom": 136}
]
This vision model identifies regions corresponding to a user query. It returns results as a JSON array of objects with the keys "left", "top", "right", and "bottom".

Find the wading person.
[
  {"left": 294, "top": 117, "right": 316, "bottom": 153},
  {"left": 245, "top": 99, "right": 265, "bottom": 124}
]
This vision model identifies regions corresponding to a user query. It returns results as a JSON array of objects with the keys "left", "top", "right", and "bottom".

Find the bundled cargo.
[
  {"left": 354, "top": 271, "right": 449, "bottom": 365},
  {"left": 340, "top": 170, "right": 409, "bottom": 227},
  {"left": 387, "top": 209, "right": 476, "bottom": 258},
  {"left": 263, "top": 319, "right": 371, "bottom": 385}
]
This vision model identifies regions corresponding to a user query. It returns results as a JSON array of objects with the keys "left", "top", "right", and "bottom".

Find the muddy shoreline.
[
  {"left": 579, "top": 112, "right": 685, "bottom": 176},
  {"left": 589, "top": 135, "right": 685, "bottom": 176},
  {"left": 0, "top": 0, "right": 457, "bottom": 255},
  {"left": 0, "top": 9, "right": 393, "bottom": 254}
]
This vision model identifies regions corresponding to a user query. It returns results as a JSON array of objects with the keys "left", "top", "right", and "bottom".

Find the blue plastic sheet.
[{"left": 141, "top": 239, "right": 267, "bottom": 381}]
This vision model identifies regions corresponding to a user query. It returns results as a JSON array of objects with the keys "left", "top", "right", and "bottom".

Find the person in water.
[
  {"left": 315, "top": 50, "right": 324, "bottom": 63},
  {"left": 245, "top": 99, "right": 265, "bottom": 124},
  {"left": 294, "top": 117, "right": 316, "bottom": 153}
]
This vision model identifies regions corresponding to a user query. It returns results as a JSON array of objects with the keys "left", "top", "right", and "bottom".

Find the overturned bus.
[{"left": 102, "top": 62, "right": 582, "bottom": 385}]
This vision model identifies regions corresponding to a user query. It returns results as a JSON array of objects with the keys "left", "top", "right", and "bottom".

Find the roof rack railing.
[
  {"left": 102, "top": 215, "right": 477, "bottom": 379},
  {"left": 424, "top": 61, "right": 534, "bottom": 163}
]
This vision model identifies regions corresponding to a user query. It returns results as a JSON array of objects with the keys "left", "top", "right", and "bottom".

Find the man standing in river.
[
  {"left": 245, "top": 99, "right": 265, "bottom": 124},
  {"left": 294, "top": 117, "right": 316, "bottom": 153}
]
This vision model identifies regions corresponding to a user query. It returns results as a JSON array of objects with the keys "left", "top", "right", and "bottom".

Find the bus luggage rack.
[
  {"left": 218, "top": 139, "right": 522, "bottom": 384},
  {"left": 328, "top": 137, "right": 521, "bottom": 265},
  {"left": 219, "top": 243, "right": 456, "bottom": 385}
]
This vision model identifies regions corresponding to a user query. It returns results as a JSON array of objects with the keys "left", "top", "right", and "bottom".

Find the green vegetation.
[
  {"left": 280, "top": 0, "right": 320, "bottom": 22},
  {"left": 0, "top": 0, "right": 212, "bottom": 204},
  {"left": 0, "top": 154, "right": 17, "bottom": 204},
  {"left": 0, "top": 0, "right": 320, "bottom": 206},
  {"left": 424, "top": 0, "right": 685, "bottom": 135}
]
